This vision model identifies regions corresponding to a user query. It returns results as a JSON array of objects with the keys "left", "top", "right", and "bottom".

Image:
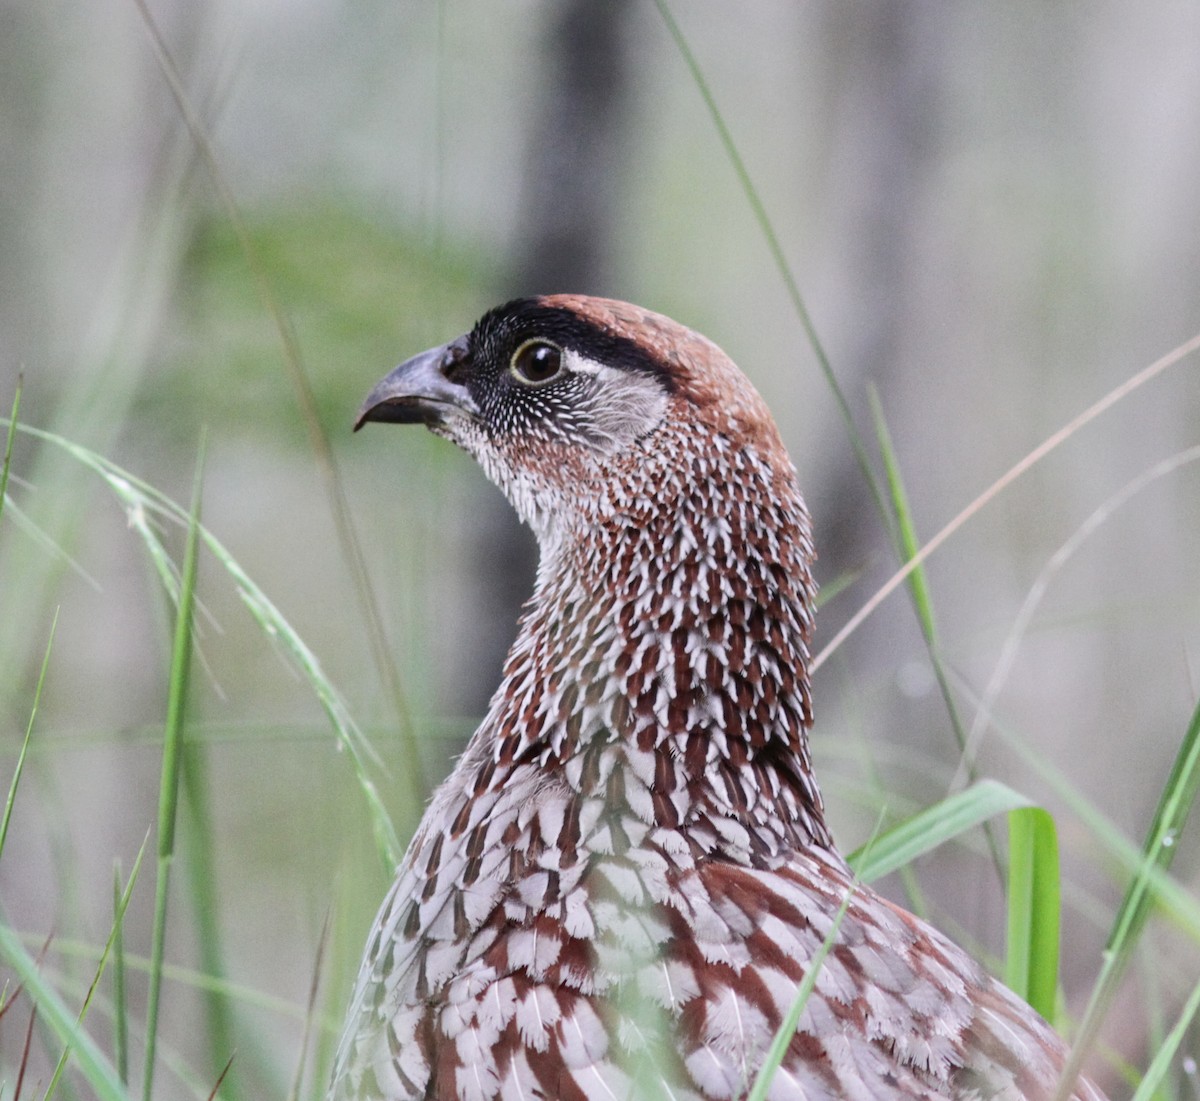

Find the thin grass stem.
[
  {"left": 290, "top": 911, "right": 332, "bottom": 1101},
  {"left": 45, "top": 840, "right": 146, "bottom": 1101},
  {"left": 869, "top": 387, "right": 1006, "bottom": 882},
  {"left": 957, "top": 444, "right": 1200, "bottom": 789},
  {"left": 9, "top": 420, "right": 400, "bottom": 868},
  {"left": 128, "top": 0, "right": 423, "bottom": 810},
  {"left": 0, "top": 373, "right": 19, "bottom": 532},
  {"left": 0, "top": 924, "right": 129, "bottom": 1101},
  {"left": 745, "top": 887, "right": 857, "bottom": 1101},
  {"left": 814, "top": 328, "right": 1200, "bottom": 672},
  {"left": 1, "top": 608, "right": 57, "bottom": 862},
  {"left": 651, "top": 1, "right": 893, "bottom": 540},
  {"left": 1129, "top": 972, "right": 1200, "bottom": 1101},
  {"left": 12, "top": 930, "right": 318, "bottom": 1027}
]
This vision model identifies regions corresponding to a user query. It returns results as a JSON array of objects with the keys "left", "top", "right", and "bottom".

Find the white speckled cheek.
[{"left": 561, "top": 351, "right": 670, "bottom": 454}]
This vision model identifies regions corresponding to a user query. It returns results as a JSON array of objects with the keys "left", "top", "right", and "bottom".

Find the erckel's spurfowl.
[{"left": 331, "top": 296, "right": 1106, "bottom": 1101}]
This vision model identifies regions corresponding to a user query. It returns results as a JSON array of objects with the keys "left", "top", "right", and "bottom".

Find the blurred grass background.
[{"left": 2, "top": 1, "right": 1199, "bottom": 1097}]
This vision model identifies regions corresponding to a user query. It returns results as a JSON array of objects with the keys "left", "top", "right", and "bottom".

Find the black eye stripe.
[
  {"left": 454, "top": 299, "right": 676, "bottom": 438},
  {"left": 469, "top": 299, "right": 674, "bottom": 391}
]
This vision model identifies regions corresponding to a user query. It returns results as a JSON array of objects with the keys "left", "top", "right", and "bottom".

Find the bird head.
[
  {"left": 356, "top": 294, "right": 825, "bottom": 848},
  {"left": 356, "top": 295, "right": 807, "bottom": 562}
]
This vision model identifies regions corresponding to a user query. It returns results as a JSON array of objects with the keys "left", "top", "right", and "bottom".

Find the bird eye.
[{"left": 510, "top": 340, "right": 563, "bottom": 385}]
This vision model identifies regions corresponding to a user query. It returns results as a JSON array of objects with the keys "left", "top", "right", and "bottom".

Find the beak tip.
[{"left": 354, "top": 339, "right": 473, "bottom": 435}]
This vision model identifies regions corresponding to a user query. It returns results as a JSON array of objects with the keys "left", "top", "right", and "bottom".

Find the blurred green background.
[{"left": 2, "top": 1, "right": 1199, "bottom": 1096}]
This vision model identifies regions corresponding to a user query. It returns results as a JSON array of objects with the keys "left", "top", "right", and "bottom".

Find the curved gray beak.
[{"left": 353, "top": 338, "right": 479, "bottom": 431}]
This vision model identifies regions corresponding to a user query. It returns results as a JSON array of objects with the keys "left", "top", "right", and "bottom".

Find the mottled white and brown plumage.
[{"left": 331, "top": 297, "right": 1105, "bottom": 1101}]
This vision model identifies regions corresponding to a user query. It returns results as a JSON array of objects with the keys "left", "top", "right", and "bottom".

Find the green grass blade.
[
  {"left": 869, "top": 388, "right": 1002, "bottom": 880},
  {"left": 847, "top": 779, "right": 1031, "bottom": 883},
  {"left": 181, "top": 732, "right": 242, "bottom": 1097},
  {"left": 1096, "top": 704, "right": 1200, "bottom": 951},
  {"left": 0, "top": 374, "right": 19, "bottom": 531},
  {"left": 746, "top": 887, "right": 856, "bottom": 1101},
  {"left": 1005, "top": 807, "right": 1061, "bottom": 1021},
  {"left": 868, "top": 387, "right": 929, "bottom": 625},
  {"left": 113, "top": 865, "right": 129, "bottom": 1085},
  {"left": 12, "top": 421, "right": 402, "bottom": 867},
  {"left": 0, "top": 924, "right": 129, "bottom": 1101},
  {"left": 1053, "top": 692, "right": 1200, "bottom": 1100},
  {"left": 957, "top": 672, "right": 1200, "bottom": 945},
  {"left": 143, "top": 438, "right": 205, "bottom": 1101},
  {"left": 1129, "top": 971, "right": 1200, "bottom": 1101},
  {"left": 45, "top": 839, "right": 147, "bottom": 1101},
  {"left": 1, "top": 608, "right": 57, "bottom": 861}
]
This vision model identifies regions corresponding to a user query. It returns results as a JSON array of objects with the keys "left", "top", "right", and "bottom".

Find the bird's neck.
[{"left": 476, "top": 437, "right": 833, "bottom": 855}]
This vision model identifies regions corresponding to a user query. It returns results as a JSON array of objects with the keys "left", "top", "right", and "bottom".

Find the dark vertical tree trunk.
[
  {"left": 811, "top": 1, "right": 942, "bottom": 576},
  {"left": 457, "top": 0, "right": 637, "bottom": 714}
]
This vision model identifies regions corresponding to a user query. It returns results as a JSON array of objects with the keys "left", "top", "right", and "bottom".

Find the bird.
[{"left": 330, "top": 295, "right": 1106, "bottom": 1101}]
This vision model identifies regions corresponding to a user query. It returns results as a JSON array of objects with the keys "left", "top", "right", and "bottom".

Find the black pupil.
[{"left": 516, "top": 342, "right": 561, "bottom": 382}]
